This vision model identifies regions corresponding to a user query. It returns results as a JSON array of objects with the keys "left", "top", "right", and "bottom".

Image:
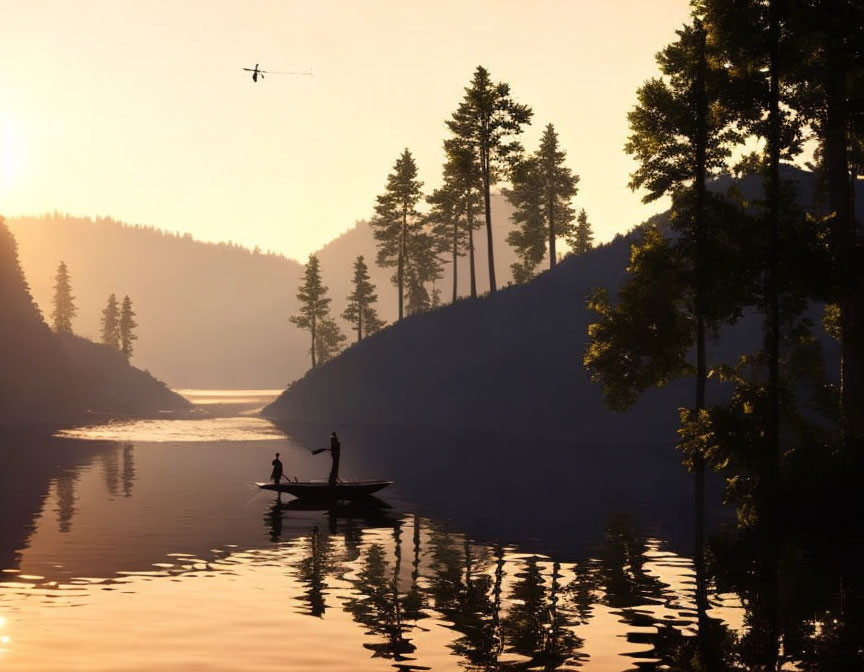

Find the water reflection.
[{"left": 1, "top": 420, "right": 862, "bottom": 670}]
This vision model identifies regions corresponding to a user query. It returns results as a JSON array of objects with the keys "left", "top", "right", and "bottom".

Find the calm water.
[{"left": 0, "top": 391, "right": 860, "bottom": 671}]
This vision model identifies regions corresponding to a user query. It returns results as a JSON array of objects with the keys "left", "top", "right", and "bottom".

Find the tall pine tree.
[
  {"left": 370, "top": 149, "right": 425, "bottom": 320},
  {"left": 438, "top": 141, "right": 485, "bottom": 299},
  {"left": 342, "top": 256, "right": 385, "bottom": 343},
  {"left": 585, "top": 17, "right": 747, "bottom": 549},
  {"left": 446, "top": 66, "right": 532, "bottom": 293},
  {"left": 51, "top": 261, "right": 76, "bottom": 334},
  {"left": 507, "top": 124, "right": 580, "bottom": 278},
  {"left": 101, "top": 293, "right": 121, "bottom": 349}
]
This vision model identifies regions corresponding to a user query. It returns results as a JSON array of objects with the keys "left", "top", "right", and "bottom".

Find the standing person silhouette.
[
  {"left": 270, "top": 452, "right": 283, "bottom": 488},
  {"left": 327, "top": 432, "right": 341, "bottom": 486}
]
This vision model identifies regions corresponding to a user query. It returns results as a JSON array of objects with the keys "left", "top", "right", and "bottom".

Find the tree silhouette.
[
  {"left": 446, "top": 65, "right": 532, "bottom": 293},
  {"left": 567, "top": 208, "right": 594, "bottom": 256},
  {"left": 119, "top": 295, "right": 138, "bottom": 360},
  {"left": 432, "top": 141, "right": 485, "bottom": 300},
  {"left": 370, "top": 149, "right": 425, "bottom": 321},
  {"left": 506, "top": 123, "right": 580, "bottom": 278},
  {"left": 342, "top": 256, "right": 385, "bottom": 343},
  {"left": 51, "top": 261, "right": 76, "bottom": 333},
  {"left": 585, "top": 18, "right": 748, "bottom": 527},
  {"left": 100, "top": 293, "right": 121, "bottom": 349},
  {"left": 290, "top": 254, "right": 338, "bottom": 368},
  {"left": 314, "top": 316, "right": 346, "bottom": 365}
]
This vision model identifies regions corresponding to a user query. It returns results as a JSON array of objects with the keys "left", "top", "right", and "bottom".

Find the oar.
[{"left": 310, "top": 448, "right": 330, "bottom": 455}]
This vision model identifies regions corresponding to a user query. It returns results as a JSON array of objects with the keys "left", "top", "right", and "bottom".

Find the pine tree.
[
  {"left": 370, "top": 149, "right": 425, "bottom": 321},
  {"left": 435, "top": 141, "right": 485, "bottom": 300},
  {"left": 507, "top": 124, "right": 579, "bottom": 275},
  {"left": 314, "top": 316, "right": 346, "bottom": 365},
  {"left": 290, "top": 255, "right": 338, "bottom": 368},
  {"left": 51, "top": 261, "right": 76, "bottom": 333},
  {"left": 568, "top": 209, "right": 594, "bottom": 256},
  {"left": 101, "top": 293, "right": 121, "bottom": 349},
  {"left": 505, "top": 156, "right": 545, "bottom": 282},
  {"left": 446, "top": 66, "right": 533, "bottom": 293},
  {"left": 119, "top": 295, "right": 138, "bottom": 360},
  {"left": 585, "top": 18, "right": 747, "bottom": 536},
  {"left": 342, "top": 256, "right": 385, "bottom": 343},
  {"left": 701, "top": 0, "right": 815, "bottom": 506},
  {"left": 405, "top": 229, "right": 442, "bottom": 316}
]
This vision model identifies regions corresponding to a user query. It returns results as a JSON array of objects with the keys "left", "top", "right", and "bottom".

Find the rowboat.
[{"left": 256, "top": 479, "right": 393, "bottom": 500}]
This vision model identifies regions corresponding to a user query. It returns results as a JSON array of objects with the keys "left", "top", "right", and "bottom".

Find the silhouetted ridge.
[
  {"left": 262, "top": 231, "right": 689, "bottom": 442},
  {"left": 0, "top": 218, "right": 189, "bottom": 426},
  {"left": 10, "top": 199, "right": 525, "bottom": 387},
  {"left": 264, "top": 168, "right": 854, "bottom": 442}
]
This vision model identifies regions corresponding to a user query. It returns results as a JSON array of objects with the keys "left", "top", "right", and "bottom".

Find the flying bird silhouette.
[{"left": 242, "top": 64, "right": 313, "bottom": 83}]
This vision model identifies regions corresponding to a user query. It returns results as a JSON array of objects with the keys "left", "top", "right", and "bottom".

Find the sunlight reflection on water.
[{"left": 55, "top": 417, "right": 287, "bottom": 443}]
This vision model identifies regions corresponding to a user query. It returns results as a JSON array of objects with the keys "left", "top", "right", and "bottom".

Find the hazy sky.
[{"left": 0, "top": 0, "right": 691, "bottom": 261}]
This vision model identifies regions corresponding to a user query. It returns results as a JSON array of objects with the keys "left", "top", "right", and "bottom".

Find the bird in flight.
[{"left": 242, "top": 64, "right": 313, "bottom": 83}]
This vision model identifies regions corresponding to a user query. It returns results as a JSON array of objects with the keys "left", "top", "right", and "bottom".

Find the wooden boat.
[{"left": 256, "top": 479, "right": 393, "bottom": 500}]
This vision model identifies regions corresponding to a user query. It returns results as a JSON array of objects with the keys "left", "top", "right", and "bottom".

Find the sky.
[{"left": 0, "top": 0, "right": 692, "bottom": 261}]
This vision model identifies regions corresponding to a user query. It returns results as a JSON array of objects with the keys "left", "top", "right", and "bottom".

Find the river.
[{"left": 0, "top": 390, "right": 859, "bottom": 671}]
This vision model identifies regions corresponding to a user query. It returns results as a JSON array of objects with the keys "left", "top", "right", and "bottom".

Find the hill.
[
  {"left": 9, "top": 215, "right": 307, "bottom": 388},
  {"left": 263, "top": 168, "right": 857, "bottom": 444},
  {"left": 0, "top": 218, "right": 189, "bottom": 426},
  {"left": 263, "top": 232, "right": 693, "bottom": 444},
  {"left": 9, "top": 196, "right": 526, "bottom": 387}
]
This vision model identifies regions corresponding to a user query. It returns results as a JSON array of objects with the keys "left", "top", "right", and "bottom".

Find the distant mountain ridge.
[{"left": 9, "top": 195, "right": 525, "bottom": 388}]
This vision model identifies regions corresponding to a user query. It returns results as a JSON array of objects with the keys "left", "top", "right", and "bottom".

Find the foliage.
[
  {"left": 314, "top": 317, "right": 346, "bottom": 365},
  {"left": 290, "top": 255, "right": 342, "bottom": 368},
  {"left": 119, "top": 295, "right": 138, "bottom": 360},
  {"left": 370, "top": 149, "right": 437, "bottom": 320},
  {"left": 51, "top": 261, "right": 76, "bottom": 334},
  {"left": 101, "top": 293, "right": 120, "bottom": 349},
  {"left": 342, "top": 256, "right": 385, "bottom": 342},
  {"left": 437, "top": 141, "right": 485, "bottom": 299},
  {"left": 446, "top": 65, "right": 533, "bottom": 292},
  {"left": 506, "top": 124, "right": 580, "bottom": 278},
  {"left": 584, "top": 228, "right": 694, "bottom": 411},
  {"left": 567, "top": 209, "right": 594, "bottom": 256}
]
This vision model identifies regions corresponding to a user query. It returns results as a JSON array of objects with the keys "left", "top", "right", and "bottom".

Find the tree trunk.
[
  {"left": 468, "top": 199, "right": 477, "bottom": 299},
  {"left": 481, "top": 141, "right": 497, "bottom": 293},
  {"left": 548, "top": 190, "right": 557, "bottom": 269},
  {"left": 766, "top": 0, "right": 782, "bottom": 494},
  {"left": 357, "top": 302, "right": 363, "bottom": 343},
  {"left": 311, "top": 316, "right": 317, "bottom": 368},
  {"left": 398, "top": 211, "right": 406, "bottom": 321},
  {"left": 694, "top": 22, "right": 708, "bottom": 570},
  {"left": 452, "top": 221, "right": 459, "bottom": 303},
  {"left": 824, "top": 0, "right": 862, "bottom": 447}
]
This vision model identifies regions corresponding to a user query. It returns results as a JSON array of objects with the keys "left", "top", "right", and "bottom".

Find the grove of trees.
[{"left": 584, "top": 0, "right": 864, "bottom": 536}]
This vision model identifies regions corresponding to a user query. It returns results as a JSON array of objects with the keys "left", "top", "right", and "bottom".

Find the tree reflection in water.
[
  {"left": 269, "top": 505, "right": 863, "bottom": 671},
  {"left": 501, "top": 556, "right": 585, "bottom": 670},
  {"left": 344, "top": 526, "right": 424, "bottom": 669},
  {"left": 295, "top": 525, "right": 333, "bottom": 618}
]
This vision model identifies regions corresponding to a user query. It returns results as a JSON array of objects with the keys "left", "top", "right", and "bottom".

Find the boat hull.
[{"left": 256, "top": 480, "right": 392, "bottom": 500}]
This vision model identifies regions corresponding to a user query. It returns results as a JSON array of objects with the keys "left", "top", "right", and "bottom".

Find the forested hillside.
[
  {"left": 9, "top": 198, "right": 524, "bottom": 387},
  {"left": 264, "top": 169, "right": 857, "bottom": 444},
  {"left": 9, "top": 214, "right": 306, "bottom": 388},
  {"left": 0, "top": 218, "right": 189, "bottom": 426},
  {"left": 264, "top": 231, "right": 692, "bottom": 442}
]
